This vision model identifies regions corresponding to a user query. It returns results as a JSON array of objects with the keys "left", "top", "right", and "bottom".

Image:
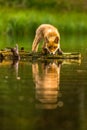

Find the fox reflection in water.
[{"left": 32, "top": 61, "right": 62, "bottom": 109}]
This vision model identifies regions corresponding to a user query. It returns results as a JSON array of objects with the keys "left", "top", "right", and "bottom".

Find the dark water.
[{"left": 0, "top": 35, "right": 87, "bottom": 130}]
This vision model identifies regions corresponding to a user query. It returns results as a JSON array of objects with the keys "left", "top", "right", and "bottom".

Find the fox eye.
[{"left": 49, "top": 46, "right": 52, "bottom": 49}]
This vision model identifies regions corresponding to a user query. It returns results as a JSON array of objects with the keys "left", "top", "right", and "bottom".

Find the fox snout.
[
  {"left": 46, "top": 45, "right": 58, "bottom": 54},
  {"left": 45, "top": 36, "right": 59, "bottom": 54}
]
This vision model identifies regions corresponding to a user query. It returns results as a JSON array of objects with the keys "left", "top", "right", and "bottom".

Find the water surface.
[{"left": 0, "top": 35, "right": 87, "bottom": 130}]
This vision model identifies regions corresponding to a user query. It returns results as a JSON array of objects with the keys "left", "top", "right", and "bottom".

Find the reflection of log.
[{"left": 0, "top": 50, "right": 81, "bottom": 61}]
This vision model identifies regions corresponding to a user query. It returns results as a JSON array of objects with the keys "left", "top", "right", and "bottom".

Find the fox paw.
[{"left": 42, "top": 48, "right": 49, "bottom": 55}]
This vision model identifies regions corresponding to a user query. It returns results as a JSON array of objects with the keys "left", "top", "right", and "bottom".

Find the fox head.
[{"left": 45, "top": 36, "right": 60, "bottom": 54}]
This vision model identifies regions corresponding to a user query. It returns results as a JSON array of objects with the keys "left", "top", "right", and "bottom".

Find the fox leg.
[
  {"left": 57, "top": 48, "right": 63, "bottom": 55},
  {"left": 56, "top": 41, "right": 63, "bottom": 55},
  {"left": 42, "top": 42, "right": 49, "bottom": 54},
  {"left": 32, "top": 34, "right": 42, "bottom": 52}
]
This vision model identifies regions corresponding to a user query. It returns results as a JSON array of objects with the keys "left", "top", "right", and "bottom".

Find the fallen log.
[{"left": 0, "top": 50, "right": 81, "bottom": 61}]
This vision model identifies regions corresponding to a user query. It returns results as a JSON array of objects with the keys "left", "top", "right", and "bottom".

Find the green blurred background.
[
  {"left": 0, "top": 0, "right": 87, "bottom": 35},
  {"left": 0, "top": 0, "right": 87, "bottom": 49},
  {"left": 0, "top": 0, "right": 87, "bottom": 11}
]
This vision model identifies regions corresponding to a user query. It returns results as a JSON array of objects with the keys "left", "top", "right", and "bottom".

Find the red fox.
[{"left": 32, "top": 24, "right": 63, "bottom": 54}]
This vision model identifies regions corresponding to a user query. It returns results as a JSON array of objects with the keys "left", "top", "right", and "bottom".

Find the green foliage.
[
  {"left": 0, "top": 0, "right": 87, "bottom": 12},
  {"left": 0, "top": 8, "right": 87, "bottom": 37}
]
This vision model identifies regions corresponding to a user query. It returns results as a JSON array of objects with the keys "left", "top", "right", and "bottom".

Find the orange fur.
[
  {"left": 32, "top": 61, "right": 61, "bottom": 109},
  {"left": 32, "top": 24, "right": 62, "bottom": 54}
]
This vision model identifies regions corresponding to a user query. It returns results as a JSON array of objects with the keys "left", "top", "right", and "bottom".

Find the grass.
[{"left": 0, "top": 8, "right": 87, "bottom": 37}]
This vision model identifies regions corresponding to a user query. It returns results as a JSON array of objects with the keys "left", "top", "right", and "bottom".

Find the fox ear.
[
  {"left": 54, "top": 37, "right": 59, "bottom": 43},
  {"left": 45, "top": 37, "right": 49, "bottom": 43}
]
